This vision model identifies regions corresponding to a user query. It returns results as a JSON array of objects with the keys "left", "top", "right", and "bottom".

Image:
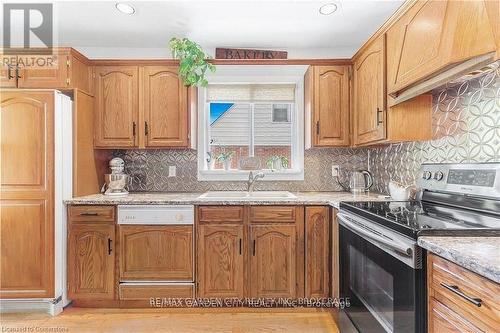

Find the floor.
[{"left": 1, "top": 307, "right": 339, "bottom": 333}]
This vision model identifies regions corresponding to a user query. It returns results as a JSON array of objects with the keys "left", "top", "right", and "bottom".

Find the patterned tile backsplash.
[
  {"left": 115, "top": 66, "right": 499, "bottom": 194},
  {"left": 369, "top": 65, "right": 500, "bottom": 194}
]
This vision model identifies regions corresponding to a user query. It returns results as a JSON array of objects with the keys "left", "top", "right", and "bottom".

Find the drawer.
[
  {"left": 428, "top": 254, "right": 500, "bottom": 332},
  {"left": 198, "top": 206, "right": 244, "bottom": 223},
  {"left": 69, "top": 205, "right": 115, "bottom": 222},
  {"left": 119, "top": 283, "right": 194, "bottom": 300},
  {"left": 250, "top": 206, "right": 297, "bottom": 223},
  {"left": 428, "top": 297, "right": 481, "bottom": 333}
]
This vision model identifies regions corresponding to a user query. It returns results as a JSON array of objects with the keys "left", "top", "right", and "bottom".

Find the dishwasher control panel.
[{"left": 117, "top": 205, "right": 194, "bottom": 225}]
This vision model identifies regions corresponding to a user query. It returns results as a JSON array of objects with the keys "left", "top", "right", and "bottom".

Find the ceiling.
[{"left": 53, "top": 0, "right": 403, "bottom": 58}]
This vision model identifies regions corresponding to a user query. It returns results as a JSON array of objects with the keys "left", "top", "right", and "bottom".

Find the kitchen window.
[{"left": 197, "top": 68, "right": 305, "bottom": 181}]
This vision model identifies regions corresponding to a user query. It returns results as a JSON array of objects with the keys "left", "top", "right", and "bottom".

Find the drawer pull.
[
  {"left": 440, "top": 283, "right": 482, "bottom": 307},
  {"left": 80, "top": 212, "right": 98, "bottom": 216}
]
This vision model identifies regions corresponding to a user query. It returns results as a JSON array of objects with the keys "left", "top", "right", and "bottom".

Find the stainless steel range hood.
[{"left": 389, "top": 53, "right": 498, "bottom": 106}]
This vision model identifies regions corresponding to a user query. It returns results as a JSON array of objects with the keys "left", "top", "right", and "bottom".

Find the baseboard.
[{"left": 0, "top": 296, "right": 69, "bottom": 316}]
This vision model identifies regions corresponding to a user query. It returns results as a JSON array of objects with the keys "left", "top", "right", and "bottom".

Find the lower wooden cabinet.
[
  {"left": 427, "top": 253, "right": 500, "bottom": 332},
  {"left": 197, "top": 224, "right": 244, "bottom": 298},
  {"left": 68, "top": 223, "right": 115, "bottom": 300},
  {"left": 249, "top": 225, "right": 297, "bottom": 298},
  {"left": 305, "top": 206, "right": 329, "bottom": 298},
  {"left": 119, "top": 226, "right": 193, "bottom": 281}
]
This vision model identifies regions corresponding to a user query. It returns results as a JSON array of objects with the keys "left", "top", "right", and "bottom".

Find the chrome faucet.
[{"left": 247, "top": 171, "right": 265, "bottom": 193}]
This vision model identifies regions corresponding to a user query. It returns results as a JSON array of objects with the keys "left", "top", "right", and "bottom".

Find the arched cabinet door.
[
  {"left": 94, "top": 66, "right": 138, "bottom": 148},
  {"left": 249, "top": 225, "right": 297, "bottom": 298},
  {"left": 68, "top": 224, "right": 115, "bottom": 300},
  {"left": 197, "top": 224, "right": 244, "bottom": 298},
  {"left": 142, "top": 66, "right": 189, "bottom": 147}
]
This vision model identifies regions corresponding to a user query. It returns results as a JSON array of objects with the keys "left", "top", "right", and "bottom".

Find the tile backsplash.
[
  {"left": 369, "top": 65, "right": 500, "bottom": 194},
  {"left": 116, "top": 148, "right": 368, "bottom": 192},
  {"left": 115, "top": 65, "right": 499, "bottom": 194}
]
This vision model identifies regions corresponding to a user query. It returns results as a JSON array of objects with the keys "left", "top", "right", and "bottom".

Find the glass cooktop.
[{"left": 340, "top": 200, "right": 500, "bottom": 239}]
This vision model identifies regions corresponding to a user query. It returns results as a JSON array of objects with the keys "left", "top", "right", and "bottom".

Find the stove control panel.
[{"left": 419, "top": 163, "right": 500, "bottom": 198}]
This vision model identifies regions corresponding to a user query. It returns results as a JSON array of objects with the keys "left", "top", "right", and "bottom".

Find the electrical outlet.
[
  {"left": 168, "top": 166, "right": 177, "bottom": 177},
  {"left": 331, "top": 165, "right": 340, "bottom": 177}
]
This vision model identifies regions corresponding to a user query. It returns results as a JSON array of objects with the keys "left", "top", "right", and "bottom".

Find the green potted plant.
[
  {"left": 266, "top": 155, "right": 289, "bottom": 171},
  {"left": 169, "top": 37, "right": 216, "bottom": 87},
  {"left": 216, "top": 151, "right": 235, "bottom": 171}
]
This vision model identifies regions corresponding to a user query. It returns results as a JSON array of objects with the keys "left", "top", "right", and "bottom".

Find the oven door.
[{"left": 338, "top": 214, "right": 426, "bottom": 333}]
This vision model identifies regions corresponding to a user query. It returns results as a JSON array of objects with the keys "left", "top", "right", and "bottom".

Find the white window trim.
[{"left": 197, "top": 74, "right": 305, "bottom": 181}]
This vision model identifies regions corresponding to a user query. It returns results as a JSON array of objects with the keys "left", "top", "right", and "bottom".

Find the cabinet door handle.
[
  {"left": 440, "top": 283, "right": 482, "bottom": 307},
  {"left": 239, "top": 238, "right": 242, "bottom": 255},
  {"left": 144, "top": 121, "right": 149, "bottom": 136},
  {"left": 15, "top": 66, "right": 21, "bottom": 79},
  {"left": 252, "top": 239, "right": 256, "bottom": 256},
  {"left": 316, "top": 121, "right": 320, "bottom": 135},
  {"left": 376, "top": 108, "right": 383, "bottom": 125},
  {"left": 132, "top": 122, "right": 136, "bottom": 137},
  {"left": 108, "top": 238, "right": 113, "bottom": 255},
  {"left": 7, "top": 65, "right": 13, "bottom": 79},
  {"left": 79, "top": 212, "right": 98, "bottom": 216}
]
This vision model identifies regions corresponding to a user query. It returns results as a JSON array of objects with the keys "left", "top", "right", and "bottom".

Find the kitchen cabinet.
[
  {"left": 94, "top": 66, "right": 139, "bottom": 148},
  {"left": 427, "top": 253, "right": 500, "bottom": 332},
  {"left": 197, "top": 224, "right": 244, "bottom": 298},
  {"left": 352, "top": 34, "right": 433, "bottom": 146},
  {"left": 250, "top": 225, "right": 297, "bottom": 298},
  {"left": 142, "top": 66, "right": 189, "bottom": 147},
  {"left": 94, "top": 64, "right": 190, "bottom": 149},
  {"left": 0, "top": 48, "right": 93, "bottom": 94},
  {"left": 119, "top": 225, "right": 193, "bottom": 281},
  {"left": 68, "top": 223, "right": 115, "bottom": 300},
  {"left": 305, "top": 206, "right": 329, "bottom": 298},
  {"left": 305, "top": 65, "right": 350, "bottom": 147},
  {"left": 386, "top": 0, "right": 497, "bottom": 98},
  {"left": 353, "top": 35, "right": 386, "bottom": 145},
  {"left": 0, "top": 91, "right": 55, "bottom": 299}
]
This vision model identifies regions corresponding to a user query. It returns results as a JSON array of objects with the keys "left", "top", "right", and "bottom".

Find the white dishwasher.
[{"left": 117, "top": 205, "right": 195, "bottom": 300}]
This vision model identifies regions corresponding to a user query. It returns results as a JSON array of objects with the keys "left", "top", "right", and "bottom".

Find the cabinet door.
[
  {"left": 94, "top": 66, "right": 138, "bottom": 147},
  {"left": 1, "top": 91, "right": 54, "bottom": 298},
  {"left": 68, "top": 224, "right": 115, "bottom": 300},
  {"left": 250, "top": 225, "right": 297, "bottom": 298},
  {"left": 142, "top": 66, "right": 189, "bottom": 147},
  {"left": 313, "top": 66, "right": 350, "bottom": 147},
  {"left": 428, "top": 298, "right": 481, "bottom": 333},
  {"left": 119, "top": 226, "right": 193, "bottom": 280},
  {"left": 353, "top": 35, "right": 386, "bottom": 145},
  {"left": 17, "top": 52, "right": 69, "bottom": 88},
  {"left": 305, "top": 207, "right": 329, "bottom": 298},
  {"left": 197, "top": 224, "right": 244, "bottom": 298}
]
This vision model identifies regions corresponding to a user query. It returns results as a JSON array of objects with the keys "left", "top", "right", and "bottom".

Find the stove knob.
[
  {"left": 422, "top": 171, "right": 432, "bottom": 180},
  {"left": 433, "top": 171, "right": 444, "bottom": 181}
]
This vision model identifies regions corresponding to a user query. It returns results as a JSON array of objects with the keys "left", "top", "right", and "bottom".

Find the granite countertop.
[
  {"left": 418, "top": 236, "right": 500, "bottom": 283},
  {"left": 64, "top": 191, "right": 389, "bottom": 208}
]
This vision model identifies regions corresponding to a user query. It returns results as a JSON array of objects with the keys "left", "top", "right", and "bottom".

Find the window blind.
[{"left": 207, "top": 84, "right": 295, "bottom": 102}]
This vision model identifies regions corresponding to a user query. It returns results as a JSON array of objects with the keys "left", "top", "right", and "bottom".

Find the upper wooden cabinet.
[
  {"left": 142, "top": 66, "right": 189, "bottom": 147},
  {"left": 353, "top": 35, "right": 386, "bottom": 145},
  {"left": 386, "top": 0, "right": 497, "bottom": 96},
  {"left": 0, "top": 48, "right": 93, "bottom": 94},
  {"left": 305, "top": 65, "right": 350, "bottom": 147},
  {"left": 1, "top": 91, "right": 55, "bottom": 299},
  {"left": 94, "top": 65, "right": 190, "bottom": 148},
  {"left": 94, "top": 66, "right": 139, "bottom": 148}
]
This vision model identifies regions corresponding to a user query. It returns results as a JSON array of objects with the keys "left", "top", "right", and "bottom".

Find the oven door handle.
[{"left": 338, "top": 214, "right": 413, "bottom": 257}]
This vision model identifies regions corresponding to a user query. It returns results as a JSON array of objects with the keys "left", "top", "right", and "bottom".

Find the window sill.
[{"left": 197, "top": 169, "right": 304, "bottom": 181}]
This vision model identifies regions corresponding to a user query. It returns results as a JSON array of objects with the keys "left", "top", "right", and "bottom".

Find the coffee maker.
[{"left": 101, "top": 157, "right": 130, "bottom": 196}]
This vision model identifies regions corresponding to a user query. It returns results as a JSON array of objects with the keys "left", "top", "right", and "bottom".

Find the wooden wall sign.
[{"left": 215, "top": 48, "right": 288, "bottom": 60}]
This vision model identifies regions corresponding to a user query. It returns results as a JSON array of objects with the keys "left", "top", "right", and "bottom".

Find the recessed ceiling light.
[
  {"left": 115, "top": 2, "right": 135, "bottom": 15},
  {"left": 319, "top": 3, "right": 338, "bottom": 15}
]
